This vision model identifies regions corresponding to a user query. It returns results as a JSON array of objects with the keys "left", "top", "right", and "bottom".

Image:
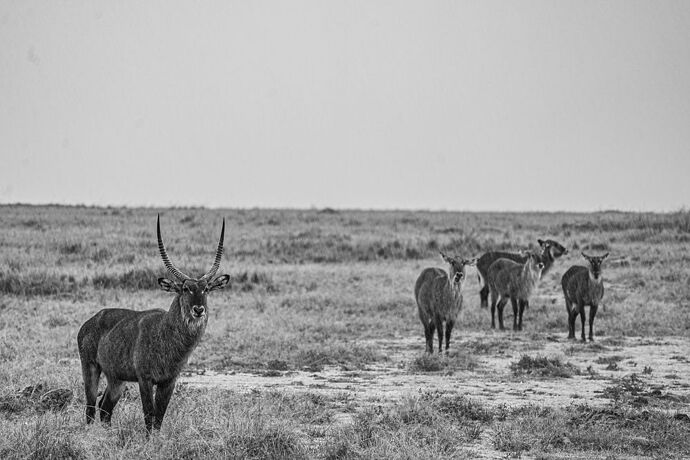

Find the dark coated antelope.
[
  {"left": 415, "top": 252, "right": 476, "bottom": 354},
  {"left": 77, "top": 215, "right": 230, "bottom": 432},
  {"left": 562, "top": 252, "right": 608, "bottom": 342},
  {"left": 487, "top": 253, "right": 544, "bottom": 331},
  {"left": 477, "top": 239, "right": 567, "bottom": 309}
]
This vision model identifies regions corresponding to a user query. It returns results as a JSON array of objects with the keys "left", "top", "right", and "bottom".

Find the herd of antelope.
[
  {"left": 77, "top": 216, "right": 608, "bottom": 432},
  {"left": 415, "top": 239, "right": 608, "bottom": 354}
]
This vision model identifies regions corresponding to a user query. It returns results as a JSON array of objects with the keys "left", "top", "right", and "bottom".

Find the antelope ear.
[
  {"left": 158, "top": 278, "right": 181, "bottom": 293},
  {"left": 440, "top": 252, "right": 452, "bottom": 264},
  {"left": 208, "top": 274, "right": 230, "bottom": 291},
  {"left": 538, "top": 239, "right": 546, "bottom": 247},
  {"left": 602, "top": 252, "right": 610, "bottom": 260}
]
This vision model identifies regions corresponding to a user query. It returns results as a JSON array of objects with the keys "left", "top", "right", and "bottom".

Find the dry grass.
[
  {"left": 1, "top": 205, "right": 689, "bottom": 458},
  {"left": 511, "top": 355, "right": 579, "bottom": 378}
]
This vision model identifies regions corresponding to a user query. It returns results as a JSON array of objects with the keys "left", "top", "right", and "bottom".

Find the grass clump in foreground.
[
  {"left": 322, "top": 393, "right": 490, "bottom": 459},
  {"left": 0, "top": 389, "right": 311, "bottom": 460},
  {"left": 511, "top": 354, "right": 579, "bottom": 378},
  {"left": 409, "top": 352, "right": 478, "bottom": 373},
  {"left": 0, "top": 414, "right": 86, "bottom": 460},
  {"left": 493, "top": 403, "right": 690, "bottom": 457}
]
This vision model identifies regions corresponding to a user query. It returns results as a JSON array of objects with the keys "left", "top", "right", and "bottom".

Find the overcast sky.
[{"left": 1, "top": 1, "right": 689, "bottom": 212}]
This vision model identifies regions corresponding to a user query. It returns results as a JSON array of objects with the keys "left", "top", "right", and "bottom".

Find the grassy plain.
[{"left": 0, "top": 205, "right": 689, "bottom": 458}]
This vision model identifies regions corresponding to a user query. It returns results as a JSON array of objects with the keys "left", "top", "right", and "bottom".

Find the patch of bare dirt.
[{"left": 181, "top": 332, "right": 690, "bottom": 423}]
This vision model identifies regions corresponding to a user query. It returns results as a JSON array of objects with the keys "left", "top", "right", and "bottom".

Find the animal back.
[
  {"left": 478, "top": 251, "right": 525, "bottom": 279},
  {"left": 415, "top": 267, "right": 460, "bottom": 321}
]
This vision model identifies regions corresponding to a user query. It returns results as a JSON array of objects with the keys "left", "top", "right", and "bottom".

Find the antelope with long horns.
[{"left": 77, "top": 215, "right": 230, "bottom": 432}]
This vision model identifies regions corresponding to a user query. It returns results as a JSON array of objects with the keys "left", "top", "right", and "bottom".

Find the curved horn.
[
  {"left": 157, "top": 214, "right": 192, "bottom": 281},
  {"left": 201, "top": 218, "right": 225, "bottom": 281}
]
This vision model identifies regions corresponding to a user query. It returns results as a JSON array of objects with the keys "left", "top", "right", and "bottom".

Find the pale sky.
[{"left": 1, "top": 1, "right": 689, "bottom": 211}]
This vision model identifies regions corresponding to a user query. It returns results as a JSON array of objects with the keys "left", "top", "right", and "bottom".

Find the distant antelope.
[
  {"left": 477, "top": 239, "right": 567, "bottom": 309},
  {"left": 77, "top": 215, "right": 230, "bottom": 432},
  {"left": 488, "top": 253, "right": 544, "bottom": 331},
  {"left": 415, "top": 252, "right": 476, "bottom": 353},
  {"left": 562, "top": 252, "right": 608, "bottom": 342}
]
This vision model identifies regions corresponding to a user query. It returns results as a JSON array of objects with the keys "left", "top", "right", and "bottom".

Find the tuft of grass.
[
  {"left": 91, "top": 247, "right": 112, "bottom": 263},
  {"left": 58, "top": 242, "right": 85, "bottom": 256},
  {"left": 409, "top": 352, "right": 477, "bottom": 373},
  {"left": 92, "top": 268, "right": 163, "bottom": 290},
  {"left": 222, "top": 421, "right": 306, "bottom": 460},
  {"left": 422, "top": 392, "right": 496, "bottom": 423},
  {"left": 0, "top": 384, "right": 73, "bottom": 417},
  {"left": 295, "top": 348, "right": 331, "bottom": 372},
  {"left": 322, "top": 394, "right": 489, "bottom": 458},
  {"left": 231, "top": 271, "right": 278, "bottom": 293},
  {"left": 565, "top": 404, "right": 690, "bottom": 455},
  {"left": 511, "top": 355, "right": 579, "bottom": 378},
  {"left": 0, "top": 271, "right": 84, "bottom": 296},
  {"left": 410, "top": 354, "right": 445, "bottom": 372},
  {"left": 494, "top": 402, "right": 690, "bottom": 456},
  {"left": 0, "top": 414, "right": 85, "bottom": 460}
]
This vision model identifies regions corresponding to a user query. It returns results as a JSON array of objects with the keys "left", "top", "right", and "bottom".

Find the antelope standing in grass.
[
  {"left": 77, "top": 215, "right": 230, "bottom": 432},
  {"left": 415, "top": 252, "right": 476, "bottom": 354},
  {"left": 477, "top": 239, "right": 567, "bottom": 309},
  {"left": 562, "top": 252, "right": 608, "bottom": 342},
  {"left": 488, "top": 252, "right": 544, "bottom": 331}
]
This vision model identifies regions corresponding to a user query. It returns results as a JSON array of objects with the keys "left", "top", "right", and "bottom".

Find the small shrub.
[
  {"left": 58, "top": 242, "right": 84, "bottom": 255},
  {"left": 21, "top": 219, "right": 45, "bottom": 230},
  {"left": 91, "top": 247, "right": 112, "bottom": 262},
  {"left": 594, "top": 355, "right": 626, "bottom": 365},
  {"left": 0, "top": 272, "right": 83, "bottom": 296},
  {"left": 266, "top": 360, "right": 289, "bottom": 371},
  {"left": 511, "top": 355, "right": 578, "bottom": 378},
  {"left": 295, "top": 348, "right": 331, "bottom": 372},
  {"left": 602, "top": 373, "right": 646, "bottom": 402},
  {"left": 92, "top": 268, "right": 162, "bottom": 290},
  {"left": 410, "top": 354, "right": 445, "bottom": 373},
  {"left": 232, "top": 271, "right": 278, "bottom": 293}
]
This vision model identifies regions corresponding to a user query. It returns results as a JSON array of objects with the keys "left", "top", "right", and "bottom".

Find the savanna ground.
[{"left": 1, "top": 205, "right": 689, "bottom": 459}]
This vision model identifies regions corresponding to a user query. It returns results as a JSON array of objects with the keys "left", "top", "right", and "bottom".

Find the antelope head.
[
  {"left": 440, "top": 252, "right": 477, "bottom": 289},
  {"left": 538, "top": 239, "right": 568, "bottom": 260},
  {"left": 582, "top": 252, "right": 609, "bottom": 281},
  {"left": 156, "top": 215, "right": 230, "bottom": 329}
]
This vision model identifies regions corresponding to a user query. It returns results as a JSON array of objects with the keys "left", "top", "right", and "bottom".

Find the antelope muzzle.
[{"left": 192, "top": 305, "right": 206, "bottom": 318}]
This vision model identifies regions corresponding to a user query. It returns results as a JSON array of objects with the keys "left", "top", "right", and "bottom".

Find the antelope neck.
[
  {"left": 522, "top": 262, "right": 539, "bottom": 284},
  {"left": 540, "top": 246, "right": 555, "bottom": 266},
  {"left": 164, "top": 296, "right": 206, "bottom": 342}
]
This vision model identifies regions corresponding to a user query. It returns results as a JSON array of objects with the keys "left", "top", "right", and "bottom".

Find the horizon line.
[{"left": 1, "top": 201, "right": 688, "bottom": 215}]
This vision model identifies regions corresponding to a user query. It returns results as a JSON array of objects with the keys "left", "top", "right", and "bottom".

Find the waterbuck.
[
  {"left": 562, "top": 252, "right": 608, "bottom": 342},
  {"left": 415, "top": 252, "right": 476, "bottom": 354},
  {"left": 77, "top": 215, "right": 230, "bottom": 432},
  {"left": 487, "top": 252, "right": 544, "bottom": 331},
  {"left": 477, "top": 239, "right": 567, "bottom": 309}
]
